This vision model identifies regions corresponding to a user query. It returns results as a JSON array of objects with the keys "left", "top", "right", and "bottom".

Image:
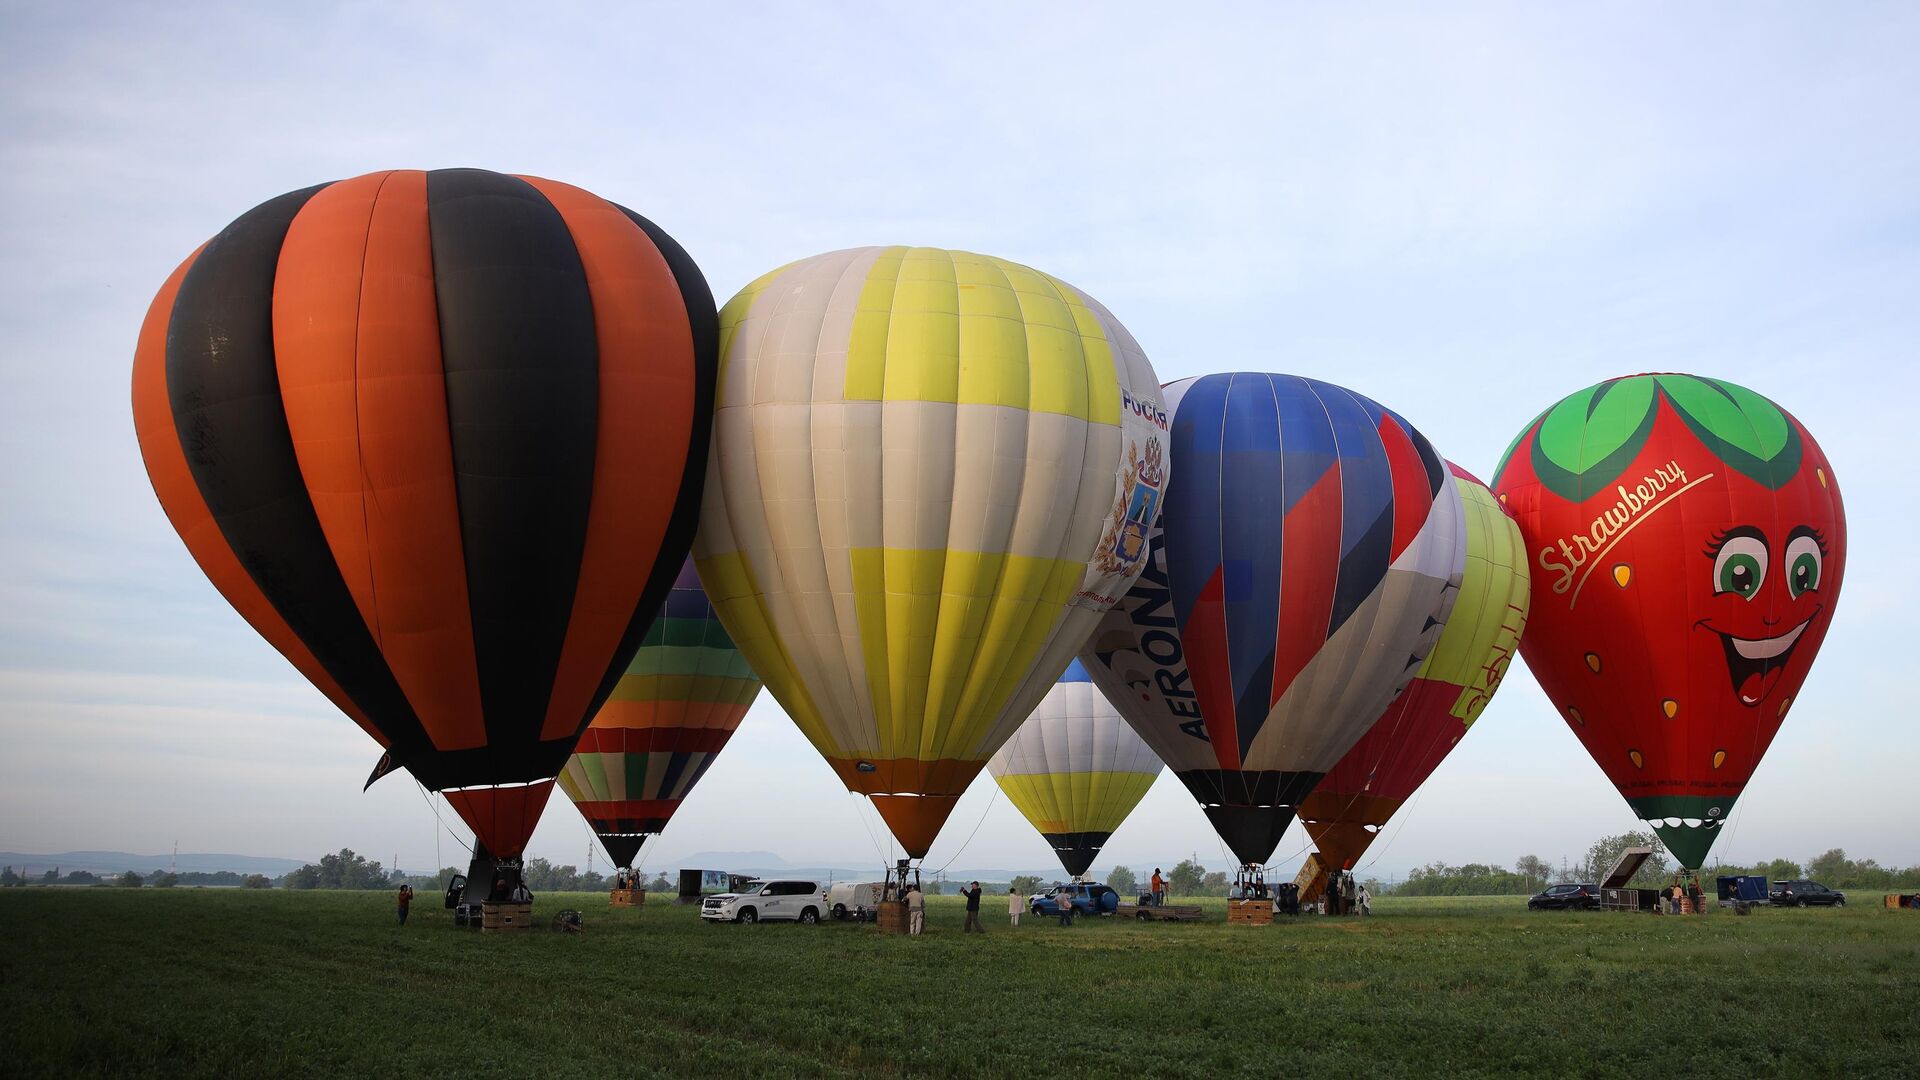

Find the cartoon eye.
[
  {"left": 1711, "top": 533, "right": 1767, "bottom": 600},
  {"left": 1785, "top": 530, "right": 1823, "bottom": 597}
]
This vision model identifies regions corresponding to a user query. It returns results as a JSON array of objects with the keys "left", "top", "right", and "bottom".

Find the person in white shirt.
[{"left": 906, "top": 884, "right": 925, "bottom": 935}]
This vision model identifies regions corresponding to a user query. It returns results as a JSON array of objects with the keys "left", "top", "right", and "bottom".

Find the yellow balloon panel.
[{"left": 1417, "top": 468, "right": 1532, "bottom": 724}]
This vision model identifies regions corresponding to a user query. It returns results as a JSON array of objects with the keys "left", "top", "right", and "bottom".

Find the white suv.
[{"left": 700, "top": 879, "right": 827, "bottom": 924}]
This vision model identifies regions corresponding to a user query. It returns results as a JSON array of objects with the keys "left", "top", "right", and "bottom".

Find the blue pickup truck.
[{"left": 1027, "top": 882, "right": 1121, "bottom": 917}]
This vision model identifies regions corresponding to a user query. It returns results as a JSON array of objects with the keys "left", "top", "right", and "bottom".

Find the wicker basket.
[
  {"left": 481, "top": 901, "right": 532, "bottom": 933},
  {"left": 874, "top": 903, "right": 913, "bottom": 934},
  {"left": 1228, "top": 899, "right": 1274, "bottom": 925}
]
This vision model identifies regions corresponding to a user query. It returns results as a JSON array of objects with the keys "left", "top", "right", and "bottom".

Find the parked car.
[
  {"left": 699, "top": 879, "right": 828, "bottom": 924},
  {"left": 826, "top": 881, "right": 885, "bottom": 921},
  {"left": 1527, "top": 883, "right": 1600, "bottom": 910},
  {"left": 1028, "top": 882, "right": 1120, "bottom": 917},
  {"left": 1769, "top": 880, "right": 1846, "bottom": 907}
]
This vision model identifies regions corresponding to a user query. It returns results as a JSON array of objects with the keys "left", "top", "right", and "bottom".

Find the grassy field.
[{"left": 2, "top": 889, "right": 1915, "bottom": 1077}]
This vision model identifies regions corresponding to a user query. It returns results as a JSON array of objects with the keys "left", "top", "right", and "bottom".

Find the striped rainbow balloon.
[{"left": 557, "top": 560, "right": 762, "bottom": 869}]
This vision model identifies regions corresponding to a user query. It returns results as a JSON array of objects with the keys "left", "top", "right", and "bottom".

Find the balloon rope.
[
  {"left": 1266, "top": 837, "right": 1316, "bottom": 875},
  {"left": 928, "top": 785, "right": 1000, "bottom": 877},
  {"left": 1353, "top": 783, "right": 1426, "bottom": 877},
  {"left": 849, "top": 793, "right": 894, "bottom": 867},
  {"left": 414, "top": 779, "right": 474, "bottom": 858}
]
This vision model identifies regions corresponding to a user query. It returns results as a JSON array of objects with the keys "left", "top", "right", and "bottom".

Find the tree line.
[
  {"left": 10, "top": 841, "right": 1914, "bottom": 896},
  {"left": 0, "top": 866, "right": 273, "bottom": 889},
  {"left": 285, "top": 850, "right": 675, "bottom": 893},
  {"left": 1381, "top": 834, "right": 1920, "bottom": 896}
]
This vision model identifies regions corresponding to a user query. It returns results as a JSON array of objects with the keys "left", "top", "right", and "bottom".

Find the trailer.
[
  {"left": 1598, "top": 847, "right": 1662, "bottom": 913},
  {"left": 1115, "top": 901, "right": 1206, "bottom": 922},
  {"left": 1717, "top": 875, "right": 1767, "bottom": 912}
]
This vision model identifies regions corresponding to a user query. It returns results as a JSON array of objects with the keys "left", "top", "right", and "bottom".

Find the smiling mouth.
[{"left": 1699, "top": 614, "right": 1815, "bottom": 706}]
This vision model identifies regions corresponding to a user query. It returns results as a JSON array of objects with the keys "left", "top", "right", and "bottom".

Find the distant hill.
[
  {"left": 670, "top": 850, "right": 790, "bottom": 871},
  {"left": 0, "top": 851, "right": 308, "bottom": 876}
]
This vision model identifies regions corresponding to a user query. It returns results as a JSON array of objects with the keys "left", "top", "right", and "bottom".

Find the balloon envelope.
[
  {"left": 1492, "top": 374, "right": 1845, "bottom": 868},
  {"left": 132, "top": 169, "right": 716, "bottom": 858},
  {"left": 557, "top": 559, "right": 762, "bottom": 868},
  {"left": 694, "top": 246, "right": 1168, "bottom": 857},
  {"left": 1299, "top": 463, "right": 1530, "bottom": 870},
  {"left": 988, "top": 659, "right": 1164, "bottom": 877},
  {"left": 1081, "top": 373, "right": 1465, "bottom": 866}
]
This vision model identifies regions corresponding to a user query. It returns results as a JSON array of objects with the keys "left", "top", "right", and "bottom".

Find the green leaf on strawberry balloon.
[
  {"left": 1528, "top": 376, "right": 1658, "bottom": 502},
  {"left": 1653, "top": 375, "right": 1802, "bottom": 489}
]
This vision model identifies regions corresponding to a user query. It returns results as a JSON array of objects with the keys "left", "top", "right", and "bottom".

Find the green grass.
[{"left": 2, "top": 889, "right": 1915, "bottom": 1077}]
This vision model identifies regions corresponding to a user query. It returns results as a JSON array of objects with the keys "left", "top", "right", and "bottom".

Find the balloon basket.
[
  {"left": 1228, "top": 899, "right": 1273, "bottom": 925},
  {"left": 609, "top": 889, "right": 643, "bottom": 908},
  {"left": 874, "top": 903, "right": 912, "bottom": 934},
  {"left": 480, "top": 901, "right": 533, "bottom": 933}
]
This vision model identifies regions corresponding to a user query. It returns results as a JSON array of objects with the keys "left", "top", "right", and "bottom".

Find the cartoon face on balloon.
[
  {"left": 1698, "top": 523, "right": 1831, "bottom": 706},
  {"left": 1494, "top": 374, "right": 1845, "bottom": 868}
]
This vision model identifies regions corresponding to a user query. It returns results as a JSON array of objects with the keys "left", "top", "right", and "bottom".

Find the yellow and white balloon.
[{"left": 694, "top": 246, "right": 1168, "bottom": 857}]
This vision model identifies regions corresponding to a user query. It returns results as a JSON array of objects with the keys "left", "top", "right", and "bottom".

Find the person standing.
[
  {"left": 1150, "top": 868, "right": 1165, "bottom": 906},
  {"left": 962, "top": 881, "right": 984, "bottom": 933},
  {"left": 906, "top": 882, "right": 925, "bottom": 935},
  {"left": 1668, "top": 877, "right": 1683, "bottom": 915},
  {"left": 1357, "top": 882, "right": 1372, "bottom": 917},
  {"left": 1054, "top": 884, "right": 1075, "bottom": 927},
  {"left": 396, "top": 883, "right": 413, "bottom": 925},
  {"left": 1008, "top": 885, "right": 1023, "bottom": 928}
]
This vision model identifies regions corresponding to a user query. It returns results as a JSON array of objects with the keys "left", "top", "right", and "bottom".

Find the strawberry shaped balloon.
[{"left": 1492, "top": 374, "right": 1845, "bottom": 869}]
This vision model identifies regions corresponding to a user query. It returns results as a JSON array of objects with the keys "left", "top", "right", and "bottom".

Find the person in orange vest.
[{"left": 1150, "top": 868, "right": 1166, "bottom": 906}]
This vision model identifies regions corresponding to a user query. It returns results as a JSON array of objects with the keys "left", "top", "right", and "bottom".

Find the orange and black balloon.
[{"left": 131, "top": 169, "right": 716, "bottom": 860}]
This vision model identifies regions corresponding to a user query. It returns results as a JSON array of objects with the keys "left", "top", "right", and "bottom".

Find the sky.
[{"left": 2, "top": 3, "right": 1916, "bottom": 881}]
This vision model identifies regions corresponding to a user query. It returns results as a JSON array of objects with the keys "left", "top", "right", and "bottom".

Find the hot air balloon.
[
  {"left": 132, "top": 169, "right": 716, "bottom": 871},
  {"left": 1080, "top": 373, "right": 1466, "bottom": 871},
  {"left": 557, "top": 559, "right": 762, "bottom": 869},
  {"left": 1492, "top": 374, "right": 1845, "bottom": 869},
  {"left": 694, "top": 246, "right": 1168, "bottom": 864},
  {"left": 1298, "top": 464, "right": 1530, "bottom": 871},
  {"left": 987, "top": 659, "right": 1164, "bottom": 878}
]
